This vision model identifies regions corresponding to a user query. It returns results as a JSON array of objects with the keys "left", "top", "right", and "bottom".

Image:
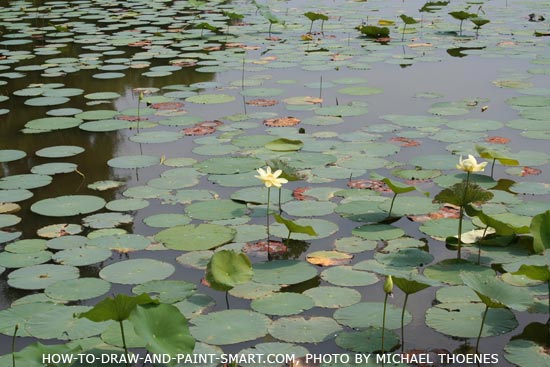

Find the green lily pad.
[
  {"left": 31, "top": 162, "right": 77, "bottom": 175},
  {"left": 24, "top": 117, "right": 82, "bottom": 131},
  {"left": 107, "top": 155, "right": 160, "bottom": 169},
  {"left": 270, "top": 218, "right": 337, "bottom": 240},
  {"left": 0, "top": 303, "right": 59, "bottom": 337},
  {"left": 0, "top": 249, "right": 51, "bottom": 268},
  {"left": 504, "top": 339, "right": 550, "bottom": 367},
  {"left": 253, "top": 260, "right": 317, "bottom": 285},
  {"left": 228, "top": 281, "right": 281, "bottom": 300},
  {"left": 0, "top": 189, "right": 33, "bottom": 203},
  {"left": 31, "top": 195, "right": 105, "bottom": 217},
  {"left": 424, "top": 259, "right": 495, "bottom": 285},
  {"left": 334, "top": 237, "right": 377, "bottom": 253},
  {"left": 281, "top": 200, "right": 336, "bottom": 217},
  {"left": 352, "top": 224, "right": 405, "bottom": 241},
  {"left": 35, "top": 145, "right": 84, "bottom": 158},
  {"left": 190, "top": 310, "right": 270, "bottom": 345},
  {"left": 375, "top": 248, "right": 434, "bottom": 268},
  {"left": 419, "top": 218, "right": 475, "bottom": 240},
  {"left": 186, "top": 199, "right": 247, "bottom": 221},
  {"left": 251, "top": 293, "right": 315, "bottom": 316},
  {"left": 379, "top": 196, "right": 439, "bottom": 216},
  {"left": 5, "top": 239, "right": 47, "bottom": 253},
  {"left": 25, "top": 96, "right": 69, "bottom": 106},
  {"left": 303, "top": 286, "right": 362, "bottom": 308},
  {"left": 321, "top": 266, "right": 379, "bottom": 286},
  {"left": 0, "top": 174, "right": 52, "bottom": 190},
  {"left": 105, "top": 199, "right": 149, "bottom": 212},
  {"left": 132, "top": 280, "right": 196, "bottom": 304},
  {"left": 52, "top": 247, "right": 112, "bottom": 266},
  {"left": 45, "top": 278, "right": 110, "bottom": 301},
  {"left": 231, "top": 187, "right": 293, "bottom": 205},
  {"left": 143, "top": 213, "right": 191, "bottom": 228},
  {"left": 87, "top": 234, "right": 150, "bottom": 252},
  {"left": 334, "top": 302, "right": 411, "bottom": 329},
  {"left": 155, "top": 224, "right": 236, "bottom": 251},
  {"left": 7, "top": 264, "right": 79, "bottom": 290},
  {"left": 336, "top": 327, "right": 400, "bottom": 354},
  {"left": 174, "top": 293, "right": 215, "bottom": 320},
  {"left": 194, "top": 157, "right": 263, "bottom": 175},
  {"left": 0, "top": 149, "right": 26, "bottom": 163},
  {"left": 426, "top": 302, "right": 518, "bottom": 338},
  {"left": 268, "top": 316, "right": 342, "bottom": 343},
  {"left": 315, "top": 104, "right": 369, "bottom": 117},
  {"left": 99, "top": 259, "right": 174, "bottom": 285}
]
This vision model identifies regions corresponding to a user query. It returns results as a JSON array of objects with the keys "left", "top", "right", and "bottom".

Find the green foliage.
[
  {"left": 223, "top": 11, "right": 244, "bottom": 20},
  {"left": 513, "top": 264, "right": 550, "bottom": 282},
  {"left": 470, "top": 17, "right": 490, "bottom": 29},
  {"left": 465, "top": 205, "right": 529, "bottom": 236},
  {"left": 419, "top": 1, "right": 450, "bottom": 13},
  {"left": 129, "top": 304, "right": 195, "bottom": 358},
  {"left": 434, "top": 182, "right": 493, "bottom": 207},
  {"left": 206, "top": 250, "right": 253, "bottom": 291},
  {"left": 381, "top": 178, "right": 416, "bottom": 195},
  {"left": 449, "top": 11, "right": 476, "bottom": 21},
  {"left": 265, "top": 159, "right": 301, "bottom": 181},
  {"left": 476, "top": 145, "right": 519, "bottom": 166},
  {"left": 399, "top": 14, "right": 418, "bottom": 25},
  {"left": 393, "top": 276, "right": 432, "bottom": 295},
  {"left": 77, "top": 293, "right": 157, "bottom": 322},
  {"left": 530, "top": 211, "right": 550, "bottom": 254},
  {"left": 356, "top": 25, "right": 390, "bottom": 38},
  {"left": 304, "top": 12, "right": 328, "bottom": 22}
]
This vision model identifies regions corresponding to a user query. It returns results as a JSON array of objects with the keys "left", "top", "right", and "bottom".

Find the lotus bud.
[{"left": 383, "top": 275, "right": 393, "bottom": 294}]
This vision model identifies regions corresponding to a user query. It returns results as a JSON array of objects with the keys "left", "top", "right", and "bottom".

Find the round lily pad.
[
  {"left": 424, "top": 259, "right": 496, "bottom": 285},
  {"left": 426, "top": 302, "right": 518, "bottom": 338},
  {"left": 270, "top": 218, "right": 338, "bottom": 240},
  {"left": 105, "top": 198, "right": 149, "bottom": 212},
  {"left": 334, "top": 302, "right": 411, "bottom": 329},
  {"left": 228, "top": 281, "right": 281, "bottom": 300},
  {"left": 251, "top": 293, "right": 315, "bottom": 316},
  {"left": 0, "top": 303, "right": 60, "bottom": 337},
  {"left": 0, "top": 149, "right": 26, "bottom": 163},
  {"left": 31, "top": 195, "right": 105, "bottom": 217},
  {"left": 186, "top": 199, "right": 247, "bottom": 221},
  {"left": 24, "top": 117, "right": 82, "bottom": 131},
  {"left": 303, "top": 286, "right": 362, "bottom": 308},
  {"left": 352, "top": 224, "right": 405, "bottom": 241},
  {"left": 320, "top": 266, "right": 379, "bottom": 286},
  {"left": 336, "top": 327, "right": 400, "bottom": 354},
  {"left": 0, "top": 250, "right": 51, "bottom": 268},
  {"left": 0, "top": 189, "right": 33, "bottom": 203},
  {"left": 5, "top": 239, "right": 47, "bottom": 253},
  {"left": 143, "top": 213, "right": 191, "bottom": 228},
  {"left": 268, "top": 316, "right": 342, "bottom": 343},
  {"left": 190, "top": 310, "right": 269, "bottom": 345},
  {"left": 37, "top": 223, "right": 82, "bottom": 238},
  {"left": 35, "top": 145, "right": 84, "bottom": 158},
  {"left": 7, "top": 264, "right": 79, "bottom": 290},
  {"left": 99, "top": 258, "right": 174, "bottom": 285},
  {"left": 0, "top": 174, "right": 52, "bottom": 189},
  {"left": 52, "top": 247, "right": 112, "bottom": 266},
  {"left": 132, "top": 280, "right": 196, "bottom": 304},
  {"left": 378, "top": 196, "right": 439, "bottom": 216},
  {"left": 45, "top": 278, "right": 110, "bottom": 301},
  {"left": 174, "top": 293, "right": 215, "bottom": 319},
  {"left": 107, "top": 155, "right": 160, "bottom": 169},
  {"left": 374, "top": 248, "right": 434, "bottom": 268},
  {"left": 253, "top": 260, "right": 317, "bottom": 285},
  {"left": 155, "top": 224, "right": 236, "bottom": 251},
  {"left": 281, "top": 201, "right": 336, "bottom": 217},
  {"left": 504, "top": 339, "right": 550, "bottom": 367},
  {"left": 31, "top": 162, "right": 77, "bottom": 175},
  {"left": 334, "top": 237, "right": 377, "bottom": 253},
  {"left": 26, "top": 305, "right": 110, "bottom": 340}
]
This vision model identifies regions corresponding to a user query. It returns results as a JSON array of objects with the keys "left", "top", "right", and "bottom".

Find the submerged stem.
[{"left": 388, "top": 193, "right": 397, "bottom": 218}]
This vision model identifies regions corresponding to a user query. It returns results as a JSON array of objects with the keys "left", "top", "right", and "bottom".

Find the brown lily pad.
[
  {"left": 409, "top": 204, "right": 460, "bottom": 222},
  {"left": 521, "top": 166, "right": 542, "bottom": 176},
  {"left": 306, "top": 251, "right": 352, "bottom": 266},
  {"left": 264, "top": 117, "right": 301, "bottom": 127},
  {"left": 347, "top": 179, "right": 391, "bottom": 192},
  {"left": 485, "top": 136, "right": 510, "bottom": 144},
  {"left": 246, "top": 99, "right": 279, "bottom": 107},
  {"left": 293, "top": 187, "right": 314, "bottom": 201},
  {"left": 243, "top": 240, "right": 287, "bottom": 256},
  {"left": 391, "top": 137, "right": 421, "bottom": 147},
  {"left": 151, "top": 102, "right": 184, "bottom": 110},
  {"left": 182, "top": 125, "right": 217, "bottom": 136}
]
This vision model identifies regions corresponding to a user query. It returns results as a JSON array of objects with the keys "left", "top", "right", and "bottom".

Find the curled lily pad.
[{"left": 99, "top": 259, "right": 174, "bottom": 285}]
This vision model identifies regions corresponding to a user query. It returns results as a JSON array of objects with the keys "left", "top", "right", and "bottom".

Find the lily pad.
[
  {"left": 186, "top": 199, "right": 247, "bottom": 221},
  {"left": 107, "top": 155, "right": 160, "bottom": 169},
  {"left": 253, "top": 260, "right": 317, "bottom": 285},
  {"left": 132, "top": 280, "right": 196, "bottom": 304},
  {"left": 7, "top": 264, "right": 79, "bottom": 290},
  {"left": 303, "top": 286, "right": 362, "bottom": 308},
  {"left": 424, "top": 259, "right": 495, "bottom": 285},
  {"left": 31, "top": 195, "right": 105, "bottom": 217},
  {"left": 335, "top": 327, "right": 400, "bottom": 354},
  {"left": 0, "top": 149, "right": 26, "bottom": 163},
  {"left": 186, "top": 94, "right": 235, "bottom": 104},
  {"left": 320, "top": 266, "right": 379, "bottom": 286},
  {"left": 334, "top": 302, "right": 411, "bottom": 329},
  {"left": 251, "top": 293, "right": 315, "bottom": 316},
  {"left": 268, "top": 316, "right": 342, "bottom": 343},
  {"left": 45, "top": 278, "right": 110, "bottom": 301},
  {"left": 190, "top": 310, "right": 269, "bottom": 345},
  {"left": 0, "top": 174, "right": 52, "bottom": 189},
  {"left": 352, "top": 224, "right": 405, "bottom": 241},
  {"left": 155, "top": 224, "right": 236, "bottom": 251},
  {"left": 99, "top": 259, "right": 174, "bottom": 285},
  {"left": 504, "top": 339, "right": 550, "bottom": 367},
  {"left": 52, "top": 247, "right": 112, "bottom": 266},
  {"left": 35, "top": 145, "right": 84, "bottom": 158}
]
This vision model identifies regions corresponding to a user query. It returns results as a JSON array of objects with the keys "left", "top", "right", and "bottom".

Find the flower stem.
[
  {"left": 490, "top": 158, "right": 496, "bottom": 179},
  {"left": 278, "top": 187, "right": 282, "bottom": 214},
  {"left": 119, "top": 321, "right": 130, "bottom": 367},
  {"left": 401, "top": 294, "right": 409, "bottom": 353},
  {"left": 475, "top": 305, "right": 489, "bottom": 354},
  {"left": 381, "top": 292, "right": 389, "bottom": 356},
  {"left": 457, "top": 172, "right": 471, "bottom": 260},
  {"left": 267, "top": 187, "right": 271, "bottom": 260}
]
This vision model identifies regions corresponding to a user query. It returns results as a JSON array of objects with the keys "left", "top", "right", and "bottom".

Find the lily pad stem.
[
  {"left": 388, "top": 193, "right": 397, "bottom": 218},
  {"left": 400, "top": 293, "right": 409, "bottom": 353},
  {"left": 12, "top": 324, "right": 18, "bottom": 367},
  {"left": 457, "top": 172, "right": 471, "bottom": 260},
  {"left": 490, "top": 158, "right": 496, "bottom": 179},
  {"left": 119, "top": 321, "right": 130, "bottom": 367},
  {"left": 475, "top": 305, "right": 489, "bottom": 354}
]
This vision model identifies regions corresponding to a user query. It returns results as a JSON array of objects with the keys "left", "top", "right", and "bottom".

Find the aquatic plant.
[
  {"left": 449, "top": 11, "right": 475, "bottom": 36},
  {"left": 399, "top": 14, "right": 418, "bottom": 41},
  {"left": 381, "top": 177, "right": 416, "bottom": 218},
  {"left": 470, "top": 17, "right": 490, "bottom": 37},
  {"left": 381, "top": 275, "right": 393, "bottom": 355},
  {"left": 304, "top": 12, "right": 329, "bottom": 34},
  {"left": 255, "top": 166, "right": 288, "bottom": 259},
  {"left": 434, "top": 155, "right": 493, "bottom": 259},
  {"left": 273, "top": 213, "right": 317, "bottom": 245},
  {"left": 475, "top": 145, "right": 519, "bottom": 179},
  {"left": 206, "top": 250, "right": 253, "bottom": 308},
  {"left": 356, "top": 24, "right": 390, "bottom": 39}
]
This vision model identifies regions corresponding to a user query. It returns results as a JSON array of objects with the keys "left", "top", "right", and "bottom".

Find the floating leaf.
[
  {"left": 155, "top": 224, "right": 236, "bottom": 251},
  {"left": 7, "top": 264, "right": 79, "bottom": 290},
  {"left": 31, "top": 195, "right": 105, "bottom": 217},
  {"left": 99, "top": 259, "right": 174, "bottom": 285},
  {"left": 206, "top": 250, "right": 253, "bottom": 291},
  {"left": 253, "top": 260, "right": 317, "bottom": 285},
  {"left": 251, "top": 293, "right": 314, "bottom": 316},
  {"left": 190, "top": 310, "right": 269, "bottom": 345},
  {"left": 269, "top": 317, "right": 342, "bottom": 343}
]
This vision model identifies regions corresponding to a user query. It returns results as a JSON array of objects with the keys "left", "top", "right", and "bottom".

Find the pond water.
[{"left": 0, "top": 0, "right": 549, "bottom": 366}]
